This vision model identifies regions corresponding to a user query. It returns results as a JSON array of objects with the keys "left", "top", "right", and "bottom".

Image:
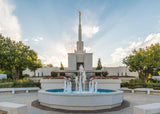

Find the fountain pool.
[{"left": 38, "top": 65, "right": 123, "bottom": 110}]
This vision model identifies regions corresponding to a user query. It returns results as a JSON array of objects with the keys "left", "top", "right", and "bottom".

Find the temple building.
[
  {"left": 68, "top": 12, "right": 92, "bottom": 71},
  {"left": 23, "top": 12, "right": 138, "bottom": 77}
]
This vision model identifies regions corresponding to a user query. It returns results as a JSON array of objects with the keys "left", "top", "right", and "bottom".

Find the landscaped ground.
[{"left": 0, "top": 93, "right": 160, "bottom": 114}]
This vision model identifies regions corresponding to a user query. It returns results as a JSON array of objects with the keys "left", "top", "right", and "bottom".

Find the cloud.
[
  {"left": 74, "top": 10, "right": 100, "bottom": 38},
  {"left": 38, "top": 43, "right": 92, "bottom": 67},
  {"left": 38, "top": 31, "right": 92, "bottom": 67},
  {"left": 111, "top": 33, "right": 160, "bottom": 66},
  {"left": 82, "top": 25, "right": 99, "bottom": 38},
  {"left": 32, "top": 36, "right": 44, "bottom": 42},
  {"left": 0, "top": 0, "right": 21, "bottom": 41},
  {"left": 74, "top": 24, "right": 99, "bottom": 38},
  {"left": 38, "top": 43, "right": 68, "bottom": 67}
]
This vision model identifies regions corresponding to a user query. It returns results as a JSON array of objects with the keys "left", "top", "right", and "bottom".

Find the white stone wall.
[
  {"left": 102, "top": 66, "right": 138, "bottom": 77},
  {"left": 68, "top": 53, "right": 93, "bottom": 71},
  {"left": 23, "top": 66, "right": 138, "bottom": 77},
  {"left": 40, "top": 79, "right": 64, "bottom": 90},
  {"left": 84, "top": 53, "right": 92, "bottom": 70},
  {"left": 23, "top": 67, "right": 59, "bottom": 76},
  {"left": 94, "top": 79, "right": 121, "bottom": 90},
  {"left": 68, "top": 53, "right": 77, "bottom": 70}
]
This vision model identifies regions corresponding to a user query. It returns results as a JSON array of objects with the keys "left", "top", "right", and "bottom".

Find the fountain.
[{"left": 38, "top": 65, "right": 123, "bottom": 110}]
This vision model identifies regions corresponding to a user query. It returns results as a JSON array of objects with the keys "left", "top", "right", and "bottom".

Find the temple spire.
[
  {"left": 76, "top": 11, "right": 84, "bottom": 53},
  {"left": 79, "top": 11, "right": 81, "bottom": 25},
  {"left": 78, "top": 11, "right": 82, "bottom": 41}
]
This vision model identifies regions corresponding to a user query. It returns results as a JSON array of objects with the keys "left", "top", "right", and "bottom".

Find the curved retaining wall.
[
  {"left": 40, "top": 79, "right": 65, "bottom": 90},
  {"left": 40, "top": 79, "right": 121, "bottom": 90},
  {"left": 38, "top": 90, "right": 123, "bottom": 110}
]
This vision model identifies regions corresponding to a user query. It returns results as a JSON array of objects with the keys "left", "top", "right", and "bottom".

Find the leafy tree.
[
  {"left": 123, "top": 43, "right": 160, "bottom": 81},
  {"left": 60, "top": 62, "right": 65, "bottom": 76},
  {"left": 95, "top": 58, "right": 102, "bottom": 76},
  {"left": 28, "top": 59, "right": 42, "bottom": 76},
  {"left": 0, "top": 36, "right": 17, "bottom": 79},
  {"left": 46, "top": 64, "right": 53, "bottom": 67},
  {"left": 0, "top": 34, "right": 42, "bottom": 80}
]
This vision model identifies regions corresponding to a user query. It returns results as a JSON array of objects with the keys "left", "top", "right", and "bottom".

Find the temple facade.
[
  {"left": 68, "top": 11, "right": 92, "bottom": 71},
  {"left": 23, "top": 12, "right": 138, "bottom": 77}
]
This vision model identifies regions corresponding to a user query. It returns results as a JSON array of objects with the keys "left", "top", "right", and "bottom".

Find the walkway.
[{"left": 0, "top": 93, "right": 160, "bottom": 114}]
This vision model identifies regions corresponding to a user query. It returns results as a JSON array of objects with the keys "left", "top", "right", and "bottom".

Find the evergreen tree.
[
  {"left": 95, "top": 58, "right": 102, "bottom": 76},
  {"left": 60, "top": 62, "right": 65, "bottom": 76}
]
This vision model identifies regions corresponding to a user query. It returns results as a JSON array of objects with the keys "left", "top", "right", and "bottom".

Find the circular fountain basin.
[{"left": 38, "top": 89, "right": 123, "bottom": 110}]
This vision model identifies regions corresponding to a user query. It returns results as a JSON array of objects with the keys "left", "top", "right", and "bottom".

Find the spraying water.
[{"left": 63, "top": 65, "right": 98, "bottom": 93}]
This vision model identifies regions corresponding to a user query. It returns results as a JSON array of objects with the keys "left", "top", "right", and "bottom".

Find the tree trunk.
[
  {"left": 15, "top": 67, "right": 20, "bottom": 80},
  {"left": 34, "top": 70, "right": 36, "bottom": 76},
  {"left": 10, "top": 69, "right": 15, "bottom": 80}
]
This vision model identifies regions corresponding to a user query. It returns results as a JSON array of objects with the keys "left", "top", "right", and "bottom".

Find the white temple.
[
  {"left": 68, "top": 11, "right": 92, "bottom": 71},
  {"left": 23, "top": 12, "right": 138, "bottom": 77}
]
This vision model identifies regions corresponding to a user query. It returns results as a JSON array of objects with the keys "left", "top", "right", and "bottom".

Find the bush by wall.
[{"left": 51, "top": 71, "right": 57, "bottom": 77}]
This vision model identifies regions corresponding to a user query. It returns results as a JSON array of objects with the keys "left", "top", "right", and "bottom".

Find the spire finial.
[
  {"left": 79, "top": 11, "right": 81, "bottom": 25},
  {"left": 79, "top": 11, "right": 81, "bottom": 18}
]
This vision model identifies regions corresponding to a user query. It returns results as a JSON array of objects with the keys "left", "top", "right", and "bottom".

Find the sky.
[{"left": 0, "top": 0, "right": 160, "bottom": 67}]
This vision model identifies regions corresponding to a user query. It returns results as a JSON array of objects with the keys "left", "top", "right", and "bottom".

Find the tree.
[
  {"left": 0, "top": 34, "right": 42, "bottom": 80},
  {"left": 0, "top": 36, "right": 17, "bottom": 79},
  {"left": 60, "top": 62, "right": 65, "bottom": 76},
  {"left": 46, "top": 64, "right": 53, "bottom": 67},
  {"left": 123, "top": 43, "right": 160, "bottom": 81},
  {"left": 28, "top": 59, "right": 42, "bottom": 76},
  {"left": 95, "top": 58, "right": 102, "bottom": 76}
]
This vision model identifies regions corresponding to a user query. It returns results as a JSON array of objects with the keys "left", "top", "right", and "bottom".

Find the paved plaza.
[{"left": 0, "top": 92, "right": 160, "bottom": 114}]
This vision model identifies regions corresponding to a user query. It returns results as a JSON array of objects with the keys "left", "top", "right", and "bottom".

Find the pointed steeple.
[
  {"left": 78, "top": 11, "right": 82, "bottom": 41},
  {"left": 76, "top": 11, "right": 84, "bottom": 53}
]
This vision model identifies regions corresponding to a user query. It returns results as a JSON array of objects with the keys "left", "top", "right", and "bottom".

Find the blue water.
[{"left": 46, "top": 89, "right": 115, "bottom": 93}]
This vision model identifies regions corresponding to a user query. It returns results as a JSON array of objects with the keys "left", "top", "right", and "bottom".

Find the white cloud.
[
  {"left": 111, "top": 33, "right": 160, "bottom": 66},
  {"left": 74, "top": 24, "right": 99, "bottom": 38},
  {"left": 0, "top": 0, "right": 21, "bottom": 41},
  {"left": 82, "top": 25, "right": 99, "bottom": 38},
  {"left": 32, "top": 36, "right": 44, "bottom": 42},
  {"left": 38, "top": 43, "right": 92, "bottom": 67},
  {"left": 38, "top": 31, "right": 92, "bottom": 67},
  {"left": 74, "top": 10, "right": 100, "bottom": 38},
  {"left": 38, "top": 43, "right": 68, "bottom": 67}
]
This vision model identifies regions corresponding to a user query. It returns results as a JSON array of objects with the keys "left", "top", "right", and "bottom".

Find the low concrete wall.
[
  {"left": 27, "top": 77, "right": 43, "bottom": 82},
  {"left": 0, "top": 102, "right": 27, "bottom": 114},
  {"left": 41, "top": 79, "right": 121, "bottom": 90},
  {"left": 152, "top": 76, "right": 160, "bottom": 81},
  {"left": 0, "top": 74, "right": 7, "bottom": 80},
  {"left": 134, "top": 103, "right": 160, "bottom": 114},
  {"left": 38, "top": 90, "right": 123, "bottom": 110},
  {"left": 94, "top": 79, "right": 121, "bottom": 90},
  {"left": 120, "top": 88, "right": 160, "bottom": 95},
  {"left": 40, "top": 79, "right": 65, "bottom": 90},
  {"left": 0, "top": 87, "right": 40, "bottom": 94}
]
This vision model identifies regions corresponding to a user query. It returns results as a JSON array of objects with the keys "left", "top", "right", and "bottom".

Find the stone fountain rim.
[{"left": 38, "top": 89, "right": 123, "bottom": 96}]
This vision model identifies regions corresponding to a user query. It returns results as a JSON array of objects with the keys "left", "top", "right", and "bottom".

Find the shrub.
[
  {"left": 51, "top": 71, "right": 57, "bottom": 77},
  {"left": 128, "top": 83, "right": 136, "bottom": 89},
  {"left": 121, "top": 82, "right": 129, "bottom": 87},
  {"left": 129, "top": 78, "right": 144, "bottom": 84},
  {"left": 0, "top": 83, "right": 13, "bottom": 88},
  {"left": 135, "top": 83, "right": 147, "bottom": 88},
  {"left": 153, "top": 85, "right": 160, "bottom": 90},
  {"left": 60, "top": 72, "right": 65, "bottom": 76},
  {"left": 12, "top": 79, "right": 38, "bottom": 88},
  {"left": 102, "top": 72, "right": 109, "bottom": 77}
]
